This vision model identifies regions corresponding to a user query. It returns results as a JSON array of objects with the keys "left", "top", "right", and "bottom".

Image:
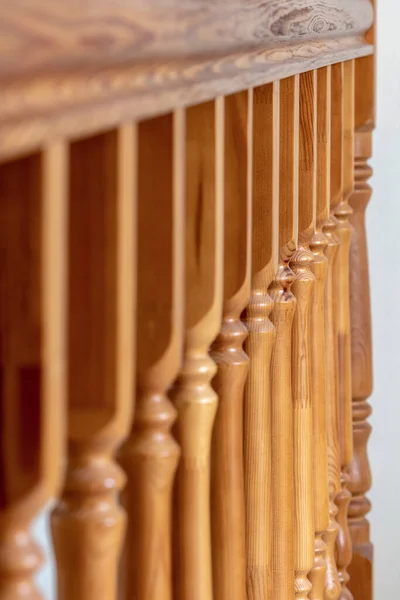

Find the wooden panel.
[
  {"left": 243, "top": 81, "right": 278, "bottom": 600},
  {"left": 0, "top": 0, "right": 373, "bottom": 78},
  {"left": 269, "top": 74, "right": 298, "bottom": 600},
  {"left": 118, "top": 114, "right": 182, "bottom": 600},
  {"left": 291, "top": 69, "right": 316, "bottom": 600},
  {"left": 0, "top": 38, "right": 373, "bottom": 163},
  {"left": 210, "top": 90, "right": 251, "bottom": 600},
  {"left": 170, "top": 100, "right": 223, "bottom": 600},
  {"left": 311, "top": 66, "right": 341, "bottom": 600},
  {"left": 52, "top": 126, "right": 136, "bottom": 600},
  {"left": 0, "top": 145, "right": 67, "bottom": 598}
]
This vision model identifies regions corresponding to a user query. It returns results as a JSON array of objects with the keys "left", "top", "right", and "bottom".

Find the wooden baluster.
[
  {"left": 243, "top": 81, "right": 278, "bottom": 600},
  {"left": 290, "top": 70, "right": 316, "bottom": 600},
  {"left": 331, "top": 63, "right": 351, "bottom": 600},
  {"left": 311, "top": 67, "right": 341, "bottom": 600},
  {"left": 210, "top": 91, "right": 251, "bottom": 600},
  {"left": 347, "top": 27, "right": 375, "bottom": 598},
  {"left": 118, "top": 114, "right": 183, "bottom": 600},
  {"left": 52, "top": 127, "right": 136, "bottom": 600},
  {"left": 0, "top": 145, "right": 68, "bottom": 599},
  {"left": 323, "top": 62, "right": 343, "bottom": 600},
  {"left": 269, "top": 74, "right": 298, "bottom": 600},
  {"left": 332, "top": 60, "right": 355, "bottom": 600},
  {"left": 171, "top": 100, "right": 223, "bottom": 600}
]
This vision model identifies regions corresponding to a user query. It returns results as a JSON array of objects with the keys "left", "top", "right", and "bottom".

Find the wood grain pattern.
[
  {"left": 0, "top": 0, "right": 373, "bottom": 78},
  {"left": 242, "top": 81, "right": 278, "bottom": 600},
  {"left": 210, "top": 90, "right": 252, "bottom": 600},
  {"left": 118, "top": 114, "right": 182, "bottom": 600},
  {"left": 0, "top": 37, "right": 373, "bottom": 163},
  {"left": 347, "top": 54, "right": 374, "bottom": 600},
  {"left": 171, "top": 100, "right": 223, "bottom": 600},
  {"left": 52, "top": 127, "right": 136, "bottom": 600},
  {"left": 347, "top": 7, "right": 374, "bottom": 598},
  {"left": 310, "top": 66, "right": 341, "bottom": 600},
  {"left": 291, "top": 69, "right": 317, "bottom": 600},
  {"left": 333, "top": 59, "right": 355, "bottom": 600},
  {"left": 322, "top": 60, "right": 344, "bottom": 600},
  {"left": 269, "top": 74, "right": 298, "bottom": 600},
  {"left": 0, "top": 145, "right": 67, "bottom": 599}
]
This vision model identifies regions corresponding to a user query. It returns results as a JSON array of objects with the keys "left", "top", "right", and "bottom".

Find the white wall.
[{"left": 368, "top": 0, "right": 400, "bottom": 596}]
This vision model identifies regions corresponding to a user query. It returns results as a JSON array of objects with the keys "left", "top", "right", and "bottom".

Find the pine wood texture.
[
  {"left": 333, "top": 60, "right": 355, "bottom": 600},
  {"left": 323, "top": 60, "right": 344, "bottom": 600},
  {"left": 117, "top": 114, "right": 183, "bottom": 600},
  {"left": 0, "top": 0, "right": 373, "bottom": 79},
  {"left": 347, "top": 7, "right": 375, "bottom": 591},
  {"left": 243, "top": 81, "right": 278, "bottom": 600},
  {"left": 210, "top": 91, "right": 251, "bottom": 600},
  {"left": 309, "top": 66, "right": 332, "bottom": 600},
  {"left": 269, "top": 74, "right": 298, "bottom": 600},
  {"left": 0, "top": 41, "right": 373, "bottom": 163},
  {"left": 170, "top": 100, "right": 223, "bottom": 600},
  {"left": 51, "top": 127, "right": 136, "bottom": 600},
  {"left": 0, "top": 146, "right": 67, "bottom": 599},
  {"left": 290, "top": 69, "right": 317, "bottom": 600}
]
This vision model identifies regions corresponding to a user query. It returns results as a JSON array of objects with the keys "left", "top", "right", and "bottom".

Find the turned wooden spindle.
[
  {"left": 171, "top": 100, "right": 223, "bottom": 600},
  {"left": 269, "top": 74, "right": 298, "bottom": 600},
  {"left": 347, "top": 25, "right": 375, "bottom": 597},
  {"left": 291, "top": 69, "right": 316, "bottom": 600},
  {"left": 118, "top": 114, "right": 183, "bottom": 600},
  {"left": 242, "top": 81, "right": 278, "bottom": 600},
  {"left": 0, "top": 147, "right": 67, "bottom": 600},
  {"left": 52, "top": 127, "right": 136, "bottom": 600},
  {"left": 210, "top": 90, "right": 251, "bottom": 600},
  {"left": 332, "top": 60, "right": 355, "bottom": 600},
  {"left": 311, "top": 66, "right": 341, "bottom": 600}
]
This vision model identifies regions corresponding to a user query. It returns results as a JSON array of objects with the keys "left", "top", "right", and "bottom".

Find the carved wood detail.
[
  {"left": 0, "top": 146, "right": 67, "bottom": 600},
  {"left": 171, "top": 100, "right": 223, "bottom": 600},
  {"left": 52, "top": 127, "right": 136, "bottom": 600},
  {"left": 210, "top": 90, "right": 252, "bottom": 600},
  {"left": 269, "top": 74, "right": 298, "bottom": 600},
  {"left": 117, "top": 115, "right": 181, "bottom": 600},
  {"left": 243, "top": 81, "right": 278, "bottom": 600}
]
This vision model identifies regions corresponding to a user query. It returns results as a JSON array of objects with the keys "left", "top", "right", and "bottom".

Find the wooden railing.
[{"left": 0, "top": 1, "right": 375, "bottom": 599}]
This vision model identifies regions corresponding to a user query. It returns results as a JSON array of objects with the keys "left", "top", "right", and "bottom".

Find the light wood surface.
[
  {"left": 117, "top": 115, "right": 182, "bottom": 600},
  {"left": 0, "top": 0, "right": 377, "bottom": 597},
  {"left": 0, "top": 38, "right": 372, "bottom": 163},
  {"left": 243, "top": 81, "right": 278, "bottom": 600},
  {"left": 291, "top": 69, "right": 317, "bottom": 600},
  {"left": 0, "top": 145, "right": 68, "bottom": 599},
  {"left": 309, "top": 66, "right": 331, "bottom": 600},
  {"left": 333, "top": 59, "right": 355, "bottom": 600},
  {"left": 210, "top": 90, "right": 251, "bottom": 600},
  {"left": 269, "top": 74, "right": 298, "bottom": 600},
  {"left": 323, "top": 60, "right": 344, "bottom": 600},
  {"left": 51, "top": 127, "right": 136, "bottom": 600},
  {"left": 170, "top": 100, "right": 223, "bottom": 600}
]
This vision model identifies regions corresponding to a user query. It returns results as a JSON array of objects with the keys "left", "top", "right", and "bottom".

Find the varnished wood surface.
[
  {"left": 118, "top": 114, "right": 182, "bottom": 600},
  {"left": 52, "top": 127, "right": 136, "bottom": 600},
  {"left": 0, "top": 146, "right": 68, "bottom": 599},
  {"left": 243, "top": 81, "right": 278, "bottom": 600},
  {"left": 210, "top": 90, "right": 251, "bottom": 600},
  {"left": 0, "top": 0, "right": 373, "bottom": 78},
  {"left": 171, "top": 100, "right": 223, "bottom": 600},
  {"left": 269, "top": 74, "right": 298, "bottom": 600},
  {"left": 0, "top": 37, "right": 372, "bottom": 163}
]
